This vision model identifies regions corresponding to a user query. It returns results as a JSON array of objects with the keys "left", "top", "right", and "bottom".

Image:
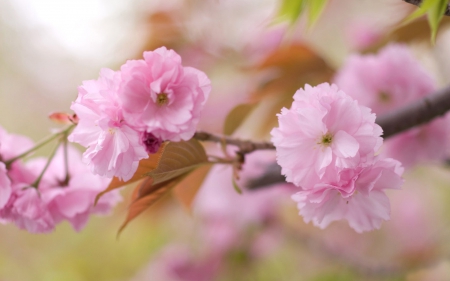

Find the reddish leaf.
[
  {"left": 248, "top": 44, "right": 334, "bottom": 136},
  {"left": 223, "top": 103, "right": 258, "bottom": 136},
  {"left": 145, "top": 139, "right": 209, "bottom": 185},
  {"left": 117, "top": 139, "right": 210, "bottom": 233},
  {"left": 118, "top": 176, "right": 184, "bottom": 235},
  {"left": 172, "top": 165, "right": 212, "bottom": 212}
]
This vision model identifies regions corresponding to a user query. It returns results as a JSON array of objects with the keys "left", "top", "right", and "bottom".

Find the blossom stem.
[
  {"left": 402, "top": 0, "right": 450, "bottom": 16},
  {"left": 4, "top": 124, "right": 75, "bottom": 167},
  {"left": 30, "top": 141, "right": 61, "bottom": 189},
  {"left": 61, "top": 135, "right": 70, "bottom": 186}
]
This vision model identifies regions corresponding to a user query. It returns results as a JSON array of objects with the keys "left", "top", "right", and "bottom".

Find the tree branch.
[
  {"left": 403, "top": 0, "right": 450, "bottom": 16},
  {"left": 377, "top": 85, "right": 450, "bottom": 138},
  {"left": 196, "top": 85, "right": 450, "bottom": 152},
  {"left": 194, "top": 85, "right": 450, "bottom": 189}
]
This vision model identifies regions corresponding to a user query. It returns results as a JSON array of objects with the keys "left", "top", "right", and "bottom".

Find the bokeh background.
[{"left": 2, "top": 0, "right": 450, "bottom": 280}]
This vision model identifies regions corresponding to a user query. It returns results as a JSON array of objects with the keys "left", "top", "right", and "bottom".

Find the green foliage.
[
  {"left": 232, "top": 178, "right": 243, "bottom": 194},
  {"left": 405, "top": 0, "right": 448, "bottom": 42},
  {"left": 278, "top": 0, "right": 305, "bottom": 23},
  {"left": 307, "top": 0, "right": 328, "bottom": 26},
  {"left": 277, "top": 0, "right": 329, "bottom": 26}
]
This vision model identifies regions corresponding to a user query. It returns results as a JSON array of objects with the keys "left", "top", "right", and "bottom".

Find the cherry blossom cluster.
[
  {"left": 69, "top": 47, "right": 211, "bottom": 181},
  {"left": 0, "top": 126, "right": 121, "bottom": 233},
  {"left": 271, "top": 83, "right": 404, "bottom": 233}
]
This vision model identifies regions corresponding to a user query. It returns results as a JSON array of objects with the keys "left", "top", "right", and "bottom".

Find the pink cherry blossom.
[
  {"left": 69, "top": 68, "right": 148, "bottom": 181},
  {"left": 132, "top": 245, "right": 220, "bottom": 281},
  {"left": 194, "top": 150, "right": 291, "bottom": 253},
  {"left": 334, "top": 44, "right": 436, "bottom": 115},
  {"left": 0, "top": 126, "right": 35, "bottom": 221},
  {"left": 118, "top": 47, "right": 211, "bottom": 141},
  {"left": 1, "top": 186, "right": 55, "bottom": 233},
  {"left": 292, "top": 158, "right": 404, "bottom": 233},
  {"left": 0, "top": 143, "right": 122, "bottom": 233},
  {"left": 0, "top": 125, "right": 34, "bottom": 161},
  {"left": 271, "top": 83, "right": 383, "bottom": 188},
  {"left": 0, "top": 163, "right": 11, "bottom": 209},
  {"left": 30, "top": 146, "right": 122, "bottom": 231}
]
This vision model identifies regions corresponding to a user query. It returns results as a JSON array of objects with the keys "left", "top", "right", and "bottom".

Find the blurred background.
[{"left": 2, "top": 0, "right": 450, "bottom": 280}]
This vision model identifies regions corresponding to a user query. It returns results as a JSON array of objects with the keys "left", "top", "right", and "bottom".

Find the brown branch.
[
  {"left": 403, "top": 0, "right": 450, "bottom": 16},
  {"left": 377, "top": 85, "right": 450, "bottom": 138}
]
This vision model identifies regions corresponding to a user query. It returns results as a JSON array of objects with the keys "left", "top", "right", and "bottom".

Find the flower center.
[
  {"left": 320, "top": 133, "right": 333, "bottom": 146},
  {"left": 156, "top": 93, "right": 169, "bottom": 106},
  {"left": 379, "top": 92, "right": 391, "bottom": 103}
]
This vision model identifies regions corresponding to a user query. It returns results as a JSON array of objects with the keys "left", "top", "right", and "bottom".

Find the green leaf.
[
  {"left": 277, "top": 0, "right": 305, "bottom": 23},
  {"left": 223, "top": 103, "right": 258, "bottom": 136},
  {"left": 276, "top": 0, "right": 329, "bottom": 26},
  {"left": 173, "top": 165, "right": 212, "bottom": 212},
  {"left": 403, "top": 0, "right": 448, "bottom": 42},
  {"left": 232, "top": 178, "right": 243, "bottom": 194},
  {"left": 427, "top": 0, "right": 448, "bottom": 42},
  {"left": 145, "top": 139, "right": 209, "bottom": 185},
  {"left": 308, "top": 0, "right": 328, "bottom": 26}
]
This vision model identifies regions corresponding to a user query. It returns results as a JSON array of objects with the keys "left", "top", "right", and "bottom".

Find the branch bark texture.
[
  {"left": 196, "top": 85, "right": 450, "bottom": 151},
  {"left": 377, "top": 85, "right": 450, "bottom": 138},
  {"left": 194, "top": 85, "right": 450, "bottom": 189},
  {"left": 403, "top": 0, "right": 450, "bottom": 16}
]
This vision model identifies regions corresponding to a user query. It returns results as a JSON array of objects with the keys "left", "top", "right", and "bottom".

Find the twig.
[{"left": 403, "top": 0, "right": 450, "bottom": 16}]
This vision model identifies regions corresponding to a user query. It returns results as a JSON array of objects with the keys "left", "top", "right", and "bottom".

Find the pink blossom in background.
[
  {"left": 292, "top": 157, "right": 404, "bottom": 233},
  {"left": 0, "top": 126, "right": 52, "bottom": 232},
  {"left": 130, "top": 245, "right": 220, "bottom": 281},
  {"left": 334, "top": 44, "right": 450, "bottom": 167},
  {"left": 36, "top": 146, "right": 122, "bottom": 231},
  {"left": 1, "top": 186, "right": 55, "bottom": 233},
  {"left": 334, "top": 44, "right": 436, "bottom": 115},
  {"left": 69, "top": 68, "right": 148, "bottom": 181},
  {"left": 346, "top": 21, "right": 382, "bottom": 51},
  {"left": 271, "top": 83, "right": 383, "bottom": 188},
  {"left": 0, "top": 125, "right": 34, "bottom": 160},
  {"left": 382, "top": 117, "right": 450, "bottom": 168},
  {"left": 388, "top": 186, "right": 437, "bottom": 254},
  {"left": 194, "top": 150, "right": 291, "bottom": 255},
  {"left": 0, "top": 143, "right": 121, "bottom": 233},
  {"left": 119, "top": 47, "right": 211, "bottom": 141}
]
